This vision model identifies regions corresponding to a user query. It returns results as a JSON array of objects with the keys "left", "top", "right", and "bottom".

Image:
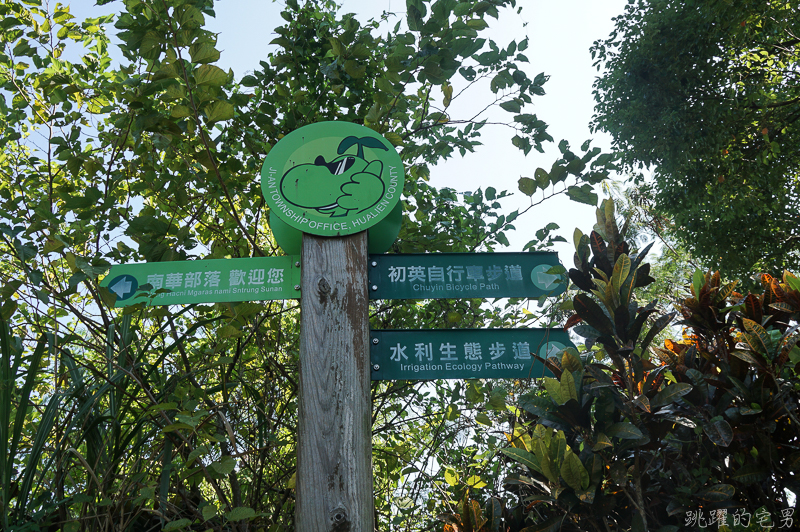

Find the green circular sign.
[{"left": 261, "top": 122, "right": 404, "bottom": 237}]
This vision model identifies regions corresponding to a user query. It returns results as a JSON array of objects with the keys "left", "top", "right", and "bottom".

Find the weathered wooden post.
[
  {"left": 296, "top": 231, "right": 372, "bottom": 530},
  {"left": 260, "top": 122, "right": 404, "bottom": 530}
]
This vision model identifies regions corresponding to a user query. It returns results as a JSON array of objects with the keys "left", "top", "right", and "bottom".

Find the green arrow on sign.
[
  {"left": 101, "top": 256, "right": 301, "bottom": 307},
  {"left": 370, "top": 328, "right": 573, "bottom": 380},
  {"left": 368, "top": 252, "right": 567, "bottom": 300}
]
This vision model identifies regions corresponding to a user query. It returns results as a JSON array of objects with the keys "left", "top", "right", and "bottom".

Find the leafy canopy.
[{"left": 591, "top": 0, "right": 800, "bottom": 276}]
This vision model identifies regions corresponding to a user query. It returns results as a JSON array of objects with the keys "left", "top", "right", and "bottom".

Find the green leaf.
[
  {"left": 534, "top": 439, "right": 558, "bottom": 484},
  {"left": 1, "top": 301, "right": 18, "bottom": 321},
  {"left": 205, "top": 100, "right": 235, "bottom": 123},
  {"left": 519, "top": 516, "right": 562, "bottom": 532},
  {"left": 475, "top": 412, "right": 492, "bottom": 426},
  {"left": 650, "top": 383, "right": 692, "bottom": 408},
  {"left": 1, "top": 280, "right": 24, "bottom": 301},
  {"left": 560, "top": 450, "right": 589, "bottom": 491},
  {"left": 488, "top": 386, "right": 507, "bottom": 410},
  {"left": 225, "top": 507, "right": 255, "bottom": 522},
  {"left": 534, "top": 168, "right": 550, "bottom": 188},
  {"left": 189, "top": 42, "right": 220, "bottom": 64},
  {"left": 605, "top": 422, "right": 642, "bottom": 439},
  {"left": 384, "top": 131, "right": 404, "bottom": 146},
  {"left": 211, "top": 455, "right": 236, "bottom": 476},
  {"left": 550, "top": 430, "right": 567, "bottom": 467},
  {"left": 163, "top": 519, "right": 192, "bottom": 530},
  {"left": 560, "top": 348, "right": 582, "bottom": 373},
  {"left": 543, "top": 377, "right": 563, "bottom": 405},
  {"left": 739, "top": 404, "right": 762, "bottom": 415},
  {"left": 195, "top": 64, "right": 228, "bottom": 86},
  {"left": 619, "top": 269, "right": 636, "bottom": 307},
  {"left": 465, "top": 380, "right": 484, "bottom": 403},
  {"left": 611, "top": 254, "right": 631, "bottom": 293},
  {"left": 186, "top": 445, "right": 208, "bottom": 466},
  {"left": 731, "top": 463, "right": 769, "bottom": 485},
  {"left": 692, "top": 269, "right": 704, "bottom": 299},
  {"left": 171, "top": 105, "right": 192, "bottom": 118},
  {"left": 28, "top": 269, "right": 43, "bottom": 286},
  {"left": 486, "top": 498, "right": 503, "bottom": 532},
  {"left": 499, "top": 99, "right": 521, "bottom": 113},
  {"left": 202, "top": 504, "right": 218, "bottom": 521},
  {"left": 466, "top": 475, "right": 487, "bottom": 488},
  {"left": 344, "top": 59, "right": 366, "bottom": 79},
  {"left": 704, "top": 419, "right": 733, "bottom": 447},
  {"left": 566, "top": 184, "right": 598, "bottom": 206},
  {"left": 176, "top": 5, "right": 204, "bottom": 28},
  {"left": 444, "top": 467, "right": 458, "bottom": 486},
  {"left": 75, "top": 256, "right": 110, "bottom": 278},
  {"left": 518, "top": 177, "right": 537, "bottom": 196},
  {"left": 730, "top": 349, "right": 764, "bottom": 367},
  {"left": 445, "top": 404, "right": 458, "bottom": 420},
  {"left": 139, "top": 30, "right": 162, "bottom": 59},
  {"left": 442, "top": 83, "right": 453, "bottom": 107},
  {"left": 696, "top": 484, "right": 735, "bottom": 502},
  {"left": 466, "top": 18, "right": 488, "bottom": 30},
  {"left": 560, "top": 370, "right": 577, "bottom": 403},
  {"left": 592, "top": 433, "right": 612, "bottom": 451},
  {"left": 500, "top": 447, "right": 541, "bottom": 473},
  {"left": 565, "top": 157, "right": 586, "bottom": 175},
  {"left": 549, "top": 163, "right": 568, "bottom": 183}
]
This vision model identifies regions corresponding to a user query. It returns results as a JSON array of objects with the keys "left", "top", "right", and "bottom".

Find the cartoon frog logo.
[{"left": 280, "top": 135, "right": 389, "bottom": 217}]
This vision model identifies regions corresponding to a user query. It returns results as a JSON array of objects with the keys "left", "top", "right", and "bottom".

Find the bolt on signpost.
[{"left": 262, "top": 122, "right": 404, "bottom": 531}]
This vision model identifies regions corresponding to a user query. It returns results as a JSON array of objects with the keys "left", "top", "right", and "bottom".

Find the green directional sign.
[
  {"left": 101, "top": 256, "right": 301, "bottom": 307},
  {"left": 368, "top": 252, "right": 566, "bottom": 300},
  {"left": 370, "top": 328, "right": 573, "bottom": 380}
]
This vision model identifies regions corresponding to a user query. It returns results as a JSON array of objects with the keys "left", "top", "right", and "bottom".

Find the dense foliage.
[
  {"left": 591, "top": 0, "right": 800, "bottom": 276},
  {"left": 0, "top": 0, "right": 613, "bottom": 530},
  {"left": 437, "top": 201, "right": 800, "bottom": 531}
]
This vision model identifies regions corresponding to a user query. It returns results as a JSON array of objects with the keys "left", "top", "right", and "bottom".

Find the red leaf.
[
  {"left": 573, "top": 294, "right": 615, "bottom": 337},
  {"left": 590, "top": 230, "right": 606, "bottom": 258},
  {"left": 564, "top": 313, "right": 582, "bottom": 331},
  {"left": 744, "top": 293, "right": 763, "bottom": 323},
  {"left": 763, "top": 283, "right": 777, "bottom": 309},
  {"left": 771, "top": 279, "right": 787, "bottom": 302}
]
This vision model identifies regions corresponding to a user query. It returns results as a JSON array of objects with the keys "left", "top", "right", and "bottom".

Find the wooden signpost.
[
  {"left": 296, "top": 233, "right": 372, "bottom": 531},
  {"left": 262, "top": 122, "right": 404, "bottom": 531},
  {"left": 105, "top": 121, "right": 574, "bottom": 531}
]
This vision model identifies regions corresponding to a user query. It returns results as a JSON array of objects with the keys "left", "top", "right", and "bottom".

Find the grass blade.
[
  {"left": 0, "top": 318, "right": 12, "bottom": 529},
  {"left": 16, "top": 392, "right": 63, "bottom": 519}
]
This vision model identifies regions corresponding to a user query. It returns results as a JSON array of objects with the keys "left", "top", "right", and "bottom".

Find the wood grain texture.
[{"left": 296, "top": 231, "right": 373, "bottom": 531}]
